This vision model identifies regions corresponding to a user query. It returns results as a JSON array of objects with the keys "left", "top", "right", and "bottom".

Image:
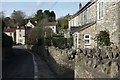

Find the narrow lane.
[
  {"left": 2, "top": 46, "right": 58, "bottom": 80},
  {"left": 31, "top": 52, "right": 57, "bottom": 79},
  {"left": 2, "top": 48, "right": 34, "bottom": 79}
]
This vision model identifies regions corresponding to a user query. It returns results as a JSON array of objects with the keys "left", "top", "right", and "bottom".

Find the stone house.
[{"left": 69, "top": 0, "right": 120, "bottom": 49}]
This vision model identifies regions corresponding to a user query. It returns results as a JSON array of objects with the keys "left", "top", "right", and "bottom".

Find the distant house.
[
  {"left": 25, "top": 20, "right": 35, "bottom": 28},
  {"left": 44, "top": 22, "right": 57, "bottom": 34},
  {"left": 4, "top": 20, "right": 36, "bottom": 45},
  {"left": 4, "top": 27, "right": 16, "bottom": 43},
  {"left": 69, "top": 0, "right": 120, "bottom": 49},
  {"left": 4, "top": 26, "right": 25, "bottom": 45},
  {"left": 16, "top": 26, "right": 25, "bottom": 45}
]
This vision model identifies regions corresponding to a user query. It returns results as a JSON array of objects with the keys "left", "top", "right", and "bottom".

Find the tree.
[
  {"left": 34, "top": 9, "right": 43, "bottom": 22},
  {"left": 2, "top": 20, "right": 13, "bottom": 59},
  {"left": 11, "top": 10, "right": 26, "bottom": 26},
  {"left": 57, "top": 14, "right": 70, "bottom": 29},
  {"left": 0, "top": 11, "right": 5, "bottom": 19},
  {"left": 43, "top": 10, "right": 56, "bottom": 22},
  {"left": 43, "top": 10, "right": 50, "bottom": 18},
  {"left": 49, "top": 11, "right": 56, "bottom": 22},
  {"left": 3, "top": 17, "right": 11, "bottom": 27},
  {"left": 26, "top": 25, "right": 52, "bottom": 46},
  {"left": 95, "top": 31, "right": 110, "bottom": 47},
  {"left": 26, "top": 27, "right": 44, "bottom": 45},
  {"left": 26, "top": 9, "right": 56, "bottom": 46}
]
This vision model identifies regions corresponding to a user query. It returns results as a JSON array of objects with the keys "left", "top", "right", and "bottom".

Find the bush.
[
  {"left": 45, "top": 37, "right": 51, "bottom": 46},
  {"left": 2, "top": 33, "right": 13, "bottom": 48},
  {"left": 95, "top": 31, "right": 110, "bottom": 47},
  {"left": 52, "top": 37, "right": 65, "bottom": 49},
  {"left": 37, "top": 38, "right": 44, "bottom": 46}
]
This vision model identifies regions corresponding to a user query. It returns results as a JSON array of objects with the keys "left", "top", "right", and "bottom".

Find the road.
[
  {"left": 2, "top": 46, "right": 57, "bottom": 80},
  {"left": 2, "top": 48, "right": 34, "bottom": 79}
]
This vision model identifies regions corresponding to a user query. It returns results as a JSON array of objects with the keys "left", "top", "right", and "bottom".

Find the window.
[
  {"left": 81, "top": 9, "right": 89, "bottom": 25},
  {"left": 81, "top": 13, "right": 83, "bottom": 25},
  {"left": 19, "top": 34, "right": 22, "bottom": 37},
  {"left": 19, "top": 29, "right": 21, "bottom": 32},
  {"left": 19, "top": 39, "right": 23, "bottom": 43},
  {"left": 84, "top": 10, "right": 88, "bottom": 24},
  {"left": 84, "top": 34, "right": 91, "bottom": 45},
  {"left": 85, "top": 35, "right": 89, "bottom": 38},
  {"left": 10, "top": 33, "right": 12, "bottom": 36},
  {"left": 98, "top": 0, "right": 104, "bottom": 20}
]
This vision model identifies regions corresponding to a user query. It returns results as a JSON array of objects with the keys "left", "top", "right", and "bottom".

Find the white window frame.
[
  {"left": 84, "top": 34, "right": 91, "bottom": 46},
  {"left": 97, "top": 0, "right": 104, "bottom": 20}
]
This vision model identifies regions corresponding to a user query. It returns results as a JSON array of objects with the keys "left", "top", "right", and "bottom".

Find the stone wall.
[
  {"left": 75, "top": 47, "right": 120, "bottom": 78},
  {"left": 47, "top": 46, "right": 75, "bottom": 77},
  {"left": 31, "top": 45, "right": 75, "bottom": 77},
  {"left": 30, "top": 45, "right": 120, "bottom": 78}
]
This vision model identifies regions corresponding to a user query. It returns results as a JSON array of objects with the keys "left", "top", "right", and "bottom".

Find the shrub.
[
  {"left": 95, "top": 31, "right": 110, "bottom": 47},
  {"left": 52, "top": 36, "right": 65, "bottom": 49},
  {"left": 44, "top": 37, "right": 51, "bottom": 46},
  {"left": 2, "top": 33, "right": 13, "bottom": 48}
]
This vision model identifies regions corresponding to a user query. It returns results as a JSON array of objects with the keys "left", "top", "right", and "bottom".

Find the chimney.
[{"left": 79, "top": 3, "right": 82, "bottom": 10}]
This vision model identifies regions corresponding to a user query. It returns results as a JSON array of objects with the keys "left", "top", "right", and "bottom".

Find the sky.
[{"left": 1, "top": 1, "right": 90, "bottom": 19}]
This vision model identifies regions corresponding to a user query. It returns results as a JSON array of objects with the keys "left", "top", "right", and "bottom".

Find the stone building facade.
[
  {"left": 96, "top": 0, "right": 120, "bottom": 47},
  {"left": 69, "top": 0, "right": 120, "bottom": 49}
]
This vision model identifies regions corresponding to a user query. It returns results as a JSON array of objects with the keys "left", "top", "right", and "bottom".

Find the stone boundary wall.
[
  {"left": 30, "top": 45, "right": 75, "bottom": 77},
  {"left": 48, "top": 47, "right": 74, "bottom": 66},
  {"left": 28, "top": 45, "right": 120, "bottom": 78},
  {"left": 47, "top": 46, "right": 74, "bottom": 76},
  {"left": 75, "top": 47, "right": 120, "bottom": 78}
]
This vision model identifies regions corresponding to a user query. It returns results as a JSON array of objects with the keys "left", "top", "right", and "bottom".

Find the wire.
[{"left": 49, "top": 1, "right": 58, "bottom": 11}]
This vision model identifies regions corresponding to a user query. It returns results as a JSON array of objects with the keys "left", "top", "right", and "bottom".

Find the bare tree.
[
  {"left": 0, "top": 11, "right": 5, "bottom": 19},
  {"left": 11, "top": 10, "right": 26, "bottom": 26}
]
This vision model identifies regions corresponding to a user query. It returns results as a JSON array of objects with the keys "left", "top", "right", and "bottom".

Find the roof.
[
  {"left": 16, "top": 26, "right": 25, "bottom": 29},
  {"left": 4, "top": 26, "right": 25, "bottom": 32},
  {"left": 44, "top": 22, "right": 56, "bottom": 26},
  {"left": 4, "top": 28, "right": 16, "bottom": 32},
  {"left": 71, "top": 21, "right": 96, "bottom": 33},
  {"left": 25, "top": 20, "right": 35, "bottom": 28},
  {"left": 69, "top": 0, "right": 96, "bottom": 20}
]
